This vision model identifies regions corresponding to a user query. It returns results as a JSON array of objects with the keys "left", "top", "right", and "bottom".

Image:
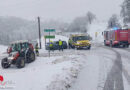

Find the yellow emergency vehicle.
[{"left": 68, "top": 34, "right": 91, "bottom": 50}]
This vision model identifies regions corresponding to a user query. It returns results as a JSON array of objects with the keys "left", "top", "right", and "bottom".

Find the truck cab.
[
  {"left": 69, "top": 34, "right": 91, "bottom": 50},
  {"left": 104, "top": 29, "right": 129, "bottom": 47}
]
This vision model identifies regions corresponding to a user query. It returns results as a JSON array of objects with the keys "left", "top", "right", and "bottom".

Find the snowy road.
[
  {"left": 69, "top": 43, "right": 130, "bottom": 90},
  {"left": 103, "top": 47, "right": 124, "bottom": 90}
]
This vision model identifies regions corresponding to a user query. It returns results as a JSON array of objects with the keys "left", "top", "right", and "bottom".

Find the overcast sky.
[{"left": 0, "top": 0, "right": 123, "bottom": 22}]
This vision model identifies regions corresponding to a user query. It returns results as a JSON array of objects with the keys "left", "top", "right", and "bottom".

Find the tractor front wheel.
[{"left": 1, "top": 58, "right": 10, "bottom": 69}]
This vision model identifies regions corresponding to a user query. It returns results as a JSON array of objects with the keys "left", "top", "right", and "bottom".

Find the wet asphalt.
[{"left": 103, "top": 48, "right": 124, "bottom": 90}]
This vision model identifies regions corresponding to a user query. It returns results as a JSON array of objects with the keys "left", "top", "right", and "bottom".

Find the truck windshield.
[{"left": 73, "top": 36, "right": 89, "bottom": 42}]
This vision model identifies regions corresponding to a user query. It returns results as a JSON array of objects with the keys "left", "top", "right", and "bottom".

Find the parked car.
[
  {"left": 45, "top": 41, "right": 67, "bottom": 50},
  {"left": 1, "top": 40, "right": 35, "bottom": 69}
]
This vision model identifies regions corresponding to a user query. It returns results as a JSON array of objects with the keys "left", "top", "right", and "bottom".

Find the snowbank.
[{"left": 46, "top": 55, "right": 85, "bottom": 90}]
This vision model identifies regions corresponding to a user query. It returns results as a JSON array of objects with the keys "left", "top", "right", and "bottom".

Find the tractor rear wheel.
[
  {"left": 16, "top": 57, "right": 25, "bottom": 68},
  {"left": 26, "top": 50, "right": 35, "bottom": 63},
  {"left": 30, "top": 52, "right": 35, "bottom": 62}
]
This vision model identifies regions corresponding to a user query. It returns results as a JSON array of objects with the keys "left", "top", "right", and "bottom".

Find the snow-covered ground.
[
  {"left": 68, "top": 43, "right": 117, "bottom": 90},
  {"left": 69, "top": 21, "right": 130, "bottom": 90},
  {"left": 0, "top": 35, "right": 86, "bottom": 90},
  {"left": 0, "top": 45, "right": 7, "bottom": 54},
  {"left": 0, "top": 52, "right": 86, "bottom": 90},
  {"left": 1, "top": 21, "right": 130, "bottom": 90}
]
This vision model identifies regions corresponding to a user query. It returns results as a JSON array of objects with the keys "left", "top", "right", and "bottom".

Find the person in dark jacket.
[{"left": 68, "top": 39, "right": 72, "bottom": 49}]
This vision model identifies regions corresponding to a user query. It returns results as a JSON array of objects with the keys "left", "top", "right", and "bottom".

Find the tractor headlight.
[{"left": 8, "top": 57, "right": 14, "bottom": 60}]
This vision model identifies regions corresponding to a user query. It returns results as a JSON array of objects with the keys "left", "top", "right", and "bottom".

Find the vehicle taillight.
[{"left": 13, "top": 53, "right": 19, "bottom": 60}]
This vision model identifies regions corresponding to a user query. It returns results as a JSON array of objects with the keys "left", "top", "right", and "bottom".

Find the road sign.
[
  {"left": 44, "top": 29, "right": 55, "bottom": 32},
  {"left": 44, "top": 29, "right": 56, "bottom": 57},
  {"left": 45, "top": 35, "right": 55, "bottom": 39}
]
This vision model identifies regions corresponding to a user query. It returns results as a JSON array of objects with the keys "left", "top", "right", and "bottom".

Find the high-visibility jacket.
[
  {"left": 35, "top": 45, "right": 39, "bottom": 51},
  {"left": 68, "top": 40, "right": 72, "bottom": 44},
  {"left": 59, "top": 41, "right": 62, "bottom": 46},
  {"left": 49, "top": 43, "right": 53, "bottom": 47}
]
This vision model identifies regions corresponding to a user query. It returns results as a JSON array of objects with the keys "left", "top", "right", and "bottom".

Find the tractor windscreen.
[
  {"left": 21, "top": 43, "right": 28, "bottom": 49},
  {"left": 73, "top": 36, "right": 89, "bottom": 42},
  {"left": 11, "top": 44, "right": 21, "bottom": 52}
]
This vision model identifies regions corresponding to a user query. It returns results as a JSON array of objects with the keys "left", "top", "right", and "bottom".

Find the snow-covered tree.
[
  {"left": 0, "top": 16, "right": 68, "bottom": 45},
  {"left": 121, "top": 0, "right": 130, "bottom": 24},
  {"left": 107, "top": 14, "right": 121, "bottom": 28},
  {"left": 86, "top": 11, "right": 96, "bottom": 24},
  {"left": 67, "top": 11, "right": 96, "bottom": 32}
]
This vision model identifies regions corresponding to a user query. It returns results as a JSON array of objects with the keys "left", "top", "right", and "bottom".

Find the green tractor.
[{"left": 1, "top": 40, "right": 35, "bottom": 69}]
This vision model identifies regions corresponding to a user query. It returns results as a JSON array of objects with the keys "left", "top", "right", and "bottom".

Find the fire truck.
[{"left": 104, "top": 29, "right": 130, "bottom": 47}]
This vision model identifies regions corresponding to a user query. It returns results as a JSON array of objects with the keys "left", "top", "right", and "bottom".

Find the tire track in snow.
[
  {"left": 118, "top": 48, "right": 130, "bottom": 53},
  {"left": 114, "top": 48, "right": 130, "bottom": 87},
  {"left": 102, "top": 47, "right": 124, "bottom": 90}
]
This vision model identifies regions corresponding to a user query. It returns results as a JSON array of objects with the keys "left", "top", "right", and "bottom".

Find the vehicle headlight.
[
  {"left": 76, "top": 42, "right": 80, "bottom": 44},
  {"left": 87, "top": 41, "right": 91, "bottom": 44}
]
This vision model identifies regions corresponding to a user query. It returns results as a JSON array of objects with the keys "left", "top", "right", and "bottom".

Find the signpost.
[
  {"left": 44, "top": 29, "right": 55, "bottom": 57},
  {"left": 44, "top": 35, "right": 55, "bottom": 39},
  {"left": 44, "top": 29, "right": 55, "bottom": 32}
]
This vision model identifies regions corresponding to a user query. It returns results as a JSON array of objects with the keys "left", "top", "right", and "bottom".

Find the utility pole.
[
  {"left": 49, "top": 31, "right": 50, "bottom": 57},
  {"left": 38, "top": 17, "right": 42, "bottom": 49}
]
